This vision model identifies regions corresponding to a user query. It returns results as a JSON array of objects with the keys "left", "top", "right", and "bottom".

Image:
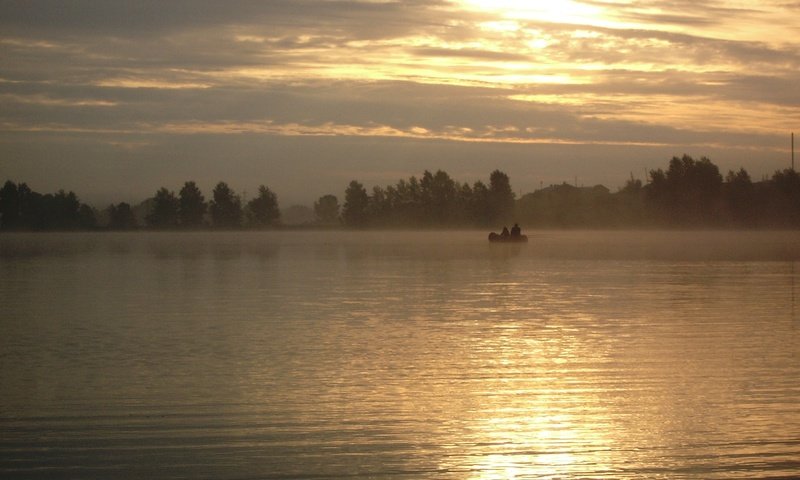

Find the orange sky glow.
[{"left": 0, "top": 0, "right": 798, "bottom": 204}]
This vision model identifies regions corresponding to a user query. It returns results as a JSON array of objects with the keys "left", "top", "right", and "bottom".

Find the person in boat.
[
  {"left": 501, "top": 226, "right": 510, "bottom": 237},
  {"left": 510, "top": 223, "right": 521, "bottom": 237}
]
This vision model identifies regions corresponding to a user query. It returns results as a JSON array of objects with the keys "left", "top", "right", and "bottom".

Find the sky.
[{"left": 1, "top": 0, "right": 799, "bottom": 207}]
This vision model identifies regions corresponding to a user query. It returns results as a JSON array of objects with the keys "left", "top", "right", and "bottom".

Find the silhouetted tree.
[
  {"left": 469, "top": 180, "right": 491, "bottom": 227},
  {"left": 769, "top": 168, "right": 800, "bottom": 226},
  {"left": 425, "top": 170, "right": 457, "bottom": 224},
  {"left": 0, "top": 181, "right": 45, "bottom": 229},
  {"left": 54, "top": 190, "right": 81, "bottom": 228},
  {"left": 342, "top": 180, "right": 369, "bottom": 227},
  {"left": 107, "top": 202, "right": 137, "bottom": 229},
  {"left": 19, "top": 185, "right": 45, "bottom": 229},
  {"left": 646, "top": 155, "right": 722, "bottom": 225},
  {"left": 724, "top": 168, "right": 756, "bottom": 226},
  {"left": 453, "top": 181, "right": 474, "bottom": 226},
  {"left": 78, "top": 204, "right": 97, "bottom": 229},
  {"left": 210, "top": 182, "right": 242, "bottom": 228},
  {"left": 146, "top": 188, "right": 179, "bottom": 228},
  {"left": 334, "top": 170, "right": 521, "bottom": 228},
  {"left": 314, "top": 194, "right": 340, "bottom": 224},
  {"left": 0, "top": 182, "right": 94, "bottom": 230},
  {"left": 387, "top": 177, "right": 422, "bottom": 225},
  {"left": 367, "top": 186, "right": 390, "bottom": 225},
  {"left": 516, "top": 183, "right": 582, "bottom": 227},
  {"left": 178, "top": 181, "right": 206, "bottom": 228},
  {"left": 489, "top": 169, "right": 515, "bottom": 224},
  {"left": 621, "top": 175, "right": 643, "bottom": 195},
  {"left": 246, "top": 185, "right": 280, "bottom": 227},
  {"left": 614, "top": 174, "right": 646, "bottom": 226},
  {"left": 0, "top": 180, "right": 21, "bottom": 229}
]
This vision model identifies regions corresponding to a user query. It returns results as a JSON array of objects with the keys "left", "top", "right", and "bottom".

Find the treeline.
[
  {"left": 0, "top": 182, "right": 97, "bottom": 230},
  {"left": 0, "top": 180, "right": 280, "bottom": 230},
  {"left": 125, "top": 182, "right": 281, "bottom": 230},
  {"left": 336, "top": 169, "right": 515, "bottom": 228},
  {"left": 332, "top": 156, "right": 799, "bottom": 229},
  {"left": 0, "top": 171, "right": 514, "bottom": 230},
  {"left": 2, "top": 155, "right": 799, "bottom": 230},
  {"left": 516, "top": 155, "right": 800, "bottom": 228}
]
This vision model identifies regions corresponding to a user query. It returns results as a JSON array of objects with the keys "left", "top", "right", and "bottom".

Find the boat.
[{"left": 488, "top": 232, "right": 528, "bottom": 243}]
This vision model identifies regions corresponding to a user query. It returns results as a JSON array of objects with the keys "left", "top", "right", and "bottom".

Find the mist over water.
[{"left": 1, "top": 231, "right": 799, "bottom": 479}]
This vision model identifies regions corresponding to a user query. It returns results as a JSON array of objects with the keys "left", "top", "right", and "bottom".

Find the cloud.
[
  {"left": 408, "top": 47, "right": 531, "bottom": 62},
  {"left": 0, "top": 1, "right": 455, "bottom": 39},
  {"left": 0, "top": 0, "right": 797, "bottom": 204}
]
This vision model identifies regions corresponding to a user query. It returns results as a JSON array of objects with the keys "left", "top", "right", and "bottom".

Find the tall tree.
[
  {"left": 78, "top": 204, "right": 97, "bottom": 229},
  {"left": 0, "top": 180, "right": 20, "bottom": 229},
  {"left": 367, "top": 186, "right": 391, "bottom": 226},
  {"left": 724, "top": 168, "right": 755, "bottom": 226},
  {"left": 770, "top": 168, "right": 800, "bottom": 226},
  {"left": 178, "top": 181, "right": 206, "bottom": 228},
  {"left": 314, "top": 194, "right": 340, "bottom": 224},
  {"left": 210, "top": 182, "right": 242, "bottom": 228},
  {"left": 465, "top": 180, "right": 489, "bottom": 227},
  {"left": 16, "top": 183, "right": 40, "bottom": 229},
  {"left": 488, "top": 169, "right": 515, "bottom": 225},
  {"left": 146, "top": 188, "right": 179, "bottom": 228},
  {"left": 428, "top": 170, "right": 457, "bottom": 224},
  {"left": 646, "top": 155, "right": 722, "bottom": 225},
  {"left": 49, "top": 190, "right": 81, "bottom": 229},
  {"left": 246, "top": 185, "right": 280, "bottom": 227},
  {"left": 390, "top": 177, "right": 422, "bottom": 225},
  {"left": 342, "top": 180, "right": 369, "bottom": 227}
]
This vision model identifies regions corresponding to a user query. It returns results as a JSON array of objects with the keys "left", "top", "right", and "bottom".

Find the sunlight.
[
  {"left": 463, "top": 0, "right": 606, "bottom": 26},
  {"left": 436, "top": 323, "right": 619, "bottom": 479}
]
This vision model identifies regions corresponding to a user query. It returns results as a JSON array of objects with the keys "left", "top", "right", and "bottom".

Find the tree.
[
  {"left": 621, "top": 174, "right": 643, "bottom": 195},
  {"left": 178, "top": 181, "right": 206, "bottom": 228},
  {"left": 426, "top": 170, "right": 457, "bottom": 224},
  {"left": 453, "top": 182, "right": 474, "bottom": 226},
  {"left": 49, "top": 190, "right": 81, "bottom": 229},
  {"left": 107, "top": 202, "right": 137, "bottom": 229},
  {"left": 78, "top": 204, "right": 97, "bottom": 229},
  {"left": 367, "top": 186, "right": 390, "bottom": 225},
  {"left": 246, "top": 185, "right": 280, "bottom": 227},
  {"left": 388, "top": 177, "right": 422, "bottom": 225},
  {"left": 314, "top": 194, "right": 340, "bottom": 224},
  {"left": 0, "top": 180, "right": 20, "bottom": 229},
  {"left": 468, "top": 180, "right": 491, "bottom": 227},
  {"left": 16, "top": 183, "right": 37, "bottom": 228},
  {"left": 615, "top": 174, "right": 646, "bottom": 226},
  {"left": 22, "top": 189, "right": 82, "bottom": 230},
  {"left": 769, "top": 168, "right": 800, "bottom": 226},
  {"left": 488, "top": 169, "right": 515, "bottom": 224},
  {"left": 146, "top": 188, "right": 179, "bottom": 228},
  {"left": 210, "top": 182, "right": 242, "bottom": 228},
  {"left": 645, "top": 155, "right": 723, "bottom": 225},
  {"left": 724, "top": 168, "right": 755, "bottom": 226},
  {"left": 342, "top": 180, "right": 369, "bottom": 227}
]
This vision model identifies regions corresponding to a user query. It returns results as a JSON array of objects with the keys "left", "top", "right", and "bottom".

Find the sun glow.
[{"left": 463, "top": 0, "right": 607, "bottom": 26}]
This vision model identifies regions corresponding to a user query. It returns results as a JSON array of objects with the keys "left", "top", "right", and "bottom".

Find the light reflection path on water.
[{"left": 0, "top": 231, "right": 799, "bottom": 479}]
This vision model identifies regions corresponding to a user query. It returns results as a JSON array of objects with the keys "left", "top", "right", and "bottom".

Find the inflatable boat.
[{"left": 488, "top": 232, "right": 528, "bottom": 243}]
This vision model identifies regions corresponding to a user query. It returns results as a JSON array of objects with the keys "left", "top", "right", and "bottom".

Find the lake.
[{"left": 1, "top": 230, "right": 799, "bottom": 479}]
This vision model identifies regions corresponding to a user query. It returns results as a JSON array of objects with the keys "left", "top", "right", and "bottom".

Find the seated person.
[
  {"left": 501, "top": 226, "right": 510, "bottom": 237},
  {"left": 510, "top": 223, "right": 521, "bottom": 237}
]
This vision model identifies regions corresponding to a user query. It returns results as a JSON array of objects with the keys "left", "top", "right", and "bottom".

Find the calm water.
[{"left": 1, "top": 230, "right": 799, "bottom": 479}]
